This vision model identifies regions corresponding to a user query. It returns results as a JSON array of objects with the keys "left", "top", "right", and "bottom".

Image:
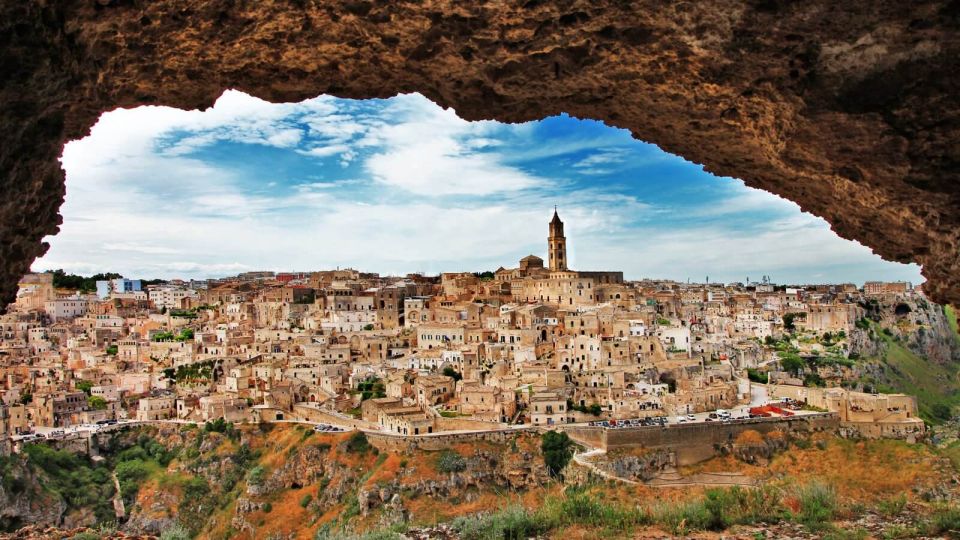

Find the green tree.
[
  {"left": 76, "top": 380, "right": 94, "bottom": 395},
  {"left": 442, "top": 366, "right": 463, "bottom": 381},
  {"left": 780, "top": 353, "right": 805, "bottom": 374},
  {"left": 783, "top": 313, "right": 803, "bottom": 332},
  {"left": 105, "top": 345, "right": 118, "bottom": 355},
  {"left": 87, "top": 395, "right": 108, "bottom": 410},
  {"left": 932, "top": 403, "right": 953, "bottom": 422},
  {"left": 541, "top": 431, "right": 574, "bottom": 477}
]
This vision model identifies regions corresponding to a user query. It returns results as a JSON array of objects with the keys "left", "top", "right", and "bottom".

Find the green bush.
[
  {"left": 747, "top": 368, "right": 769, "bottom": 384},
  {"left": 923, "top": 505, "right": 960, "bottom": 536},
  {"left": 159, "top": 523, "right": 191, "bottom": 540},
  {"left": 247, "top": 466, "right": 266, "bottom": 486},
  {"left": 300, "top": 494, "right": 313, "bottom": 508},
  {"left": 451, "top": 505, "right": 548, "bottom": 540},
  {"left": 794, "top": 482, "right": 838, "bottom": 530},
  {"left": 877, "top": 494, "right": 907, "bottom": 517},
  {"left": 345, "top": 431, "right": 371, "bottom": 454},
  {"left": 652, "top": 498, "right": 712, "bottom": 534}
]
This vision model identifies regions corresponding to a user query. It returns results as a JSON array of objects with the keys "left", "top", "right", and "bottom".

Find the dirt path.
[{"left": 111, "top": 472, "right": 125, "bottom": 519}]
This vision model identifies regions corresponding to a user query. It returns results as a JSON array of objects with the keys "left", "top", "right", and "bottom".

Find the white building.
[
  {"left": 149, "top": 286, "right": 198, "bottom": 310},
  {"left": 44, "top": 297, "right": 89, "bottom": 322}
]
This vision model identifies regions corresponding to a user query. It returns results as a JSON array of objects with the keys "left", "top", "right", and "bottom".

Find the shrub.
[
  {"left": 159, "top": 523, "right": 191, "bottom": 540},
  {"left": 435, "top": 450, "right": 467, "bottom": 474},
  {"left": 451, "top": 505, "right": 548, "bottom": 540},
  {"left": 747, "top": 368, "right": 769, "bottom": 384},
  {"left": 345, "top": 431, "right": 371, "bottom": 454},
  {"left": 923, "top": 505, "right": 960, "bottom": 536},
  {"left": 541, "top": 431, "right": 574, "bottom": 477},
  {"left": 793, "top": 482, "right": 838, "bottom": 530},
  {"left": 931, "top": 403, "right": 953, "bottom": 422},
  {"left": 262, "top": 502, "right": 273, "bottom": 513},
  {"left": 300, "top": 494, "right": 313, "bottom": 508},
  {"left": 652, "top": 498, "right": 712, "bottom": 534},
  {"left": 247, "top": 466, "right": 266, "bottom": 486},
  {"left": 877, "top": 494, "right": 907, "bottom": 517}
]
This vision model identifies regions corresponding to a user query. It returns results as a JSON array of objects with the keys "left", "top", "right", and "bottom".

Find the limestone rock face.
[
  {"left": 0, "top": 456, "right": 65, "bottom": 529},
  {"left": 2, "top": 1, "right": 959, "bottom": 306}
]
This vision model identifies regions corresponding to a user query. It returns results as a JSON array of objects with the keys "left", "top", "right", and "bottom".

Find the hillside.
[
  {"left": 2, "top": 424, "right": 960, "bottom": 539},
  {"left": 847, "top": 300, "right": 960, "bottom": 423}
]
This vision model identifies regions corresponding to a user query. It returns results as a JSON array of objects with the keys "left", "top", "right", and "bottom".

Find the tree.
[
  {"left": 105, "top": 345, "right": 118, "bottom": 355},
  {"left": 76, "top": 380, "right": 94, "bottom": 395},
  {"left": 783, "top": 312, "right": 803, "bottom": 332},
  {"left": 587, "top": 403, "right": 603, "bottom": 416},
  {"left": 932, "top": 403, "right": 953, "bottom": 422},
  {"left": 780, "top": 353, "right": 805, "bottom": 375},
  {"left": 442, "top": 366, "right": 463, "bottom": 382},
  {"left": 363, "top": 323, "right": 375, "bottom": 331},
  {"left": 87, "top": 395, "right": 108, "bottom": 410},
  {"left": 541, "top": 431, "right": 574, "bottom": 477}
]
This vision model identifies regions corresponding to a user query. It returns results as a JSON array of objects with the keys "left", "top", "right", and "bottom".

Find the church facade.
[{"left": 495, "top": 210, "right": 624, "bottom": 307}]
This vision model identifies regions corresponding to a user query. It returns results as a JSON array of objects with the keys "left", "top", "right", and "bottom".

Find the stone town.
[{"left": 0, "top": 210, "right": 925, "bottom": 448}]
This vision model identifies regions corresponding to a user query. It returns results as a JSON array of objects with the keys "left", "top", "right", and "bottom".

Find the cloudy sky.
[{"left": 34, "top": 90, "right": 922, "bottom": 285}]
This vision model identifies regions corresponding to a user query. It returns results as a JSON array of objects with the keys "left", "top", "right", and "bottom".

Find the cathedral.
[{"left": 494, "top": 210, "right": 625, "bottom": 307}]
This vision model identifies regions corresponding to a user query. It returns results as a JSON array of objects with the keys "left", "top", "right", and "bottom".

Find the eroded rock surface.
[{"left": 2, "top": 1, "right": 959, "bottom": 307}]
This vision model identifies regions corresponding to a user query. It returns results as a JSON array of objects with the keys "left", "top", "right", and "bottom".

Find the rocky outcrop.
[
  {"left": 850, "top": 296, "right": 960, "bottom": 364},
  {"left": 589, "top": 448, "right": 676, "bottom": 482},
  {"left": 2, "top": 2, "right": 960, "bottom": 309},
  {"left": 0, "top": 456, "right": 65, "bottom": 530},
  {"left": 722, "top": 429, "right": 790, "bottom": 465}
]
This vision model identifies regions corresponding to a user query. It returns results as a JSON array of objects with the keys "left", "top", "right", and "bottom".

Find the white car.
[{"left": 686, "top": 414, "right": 696, "bottom": 422}]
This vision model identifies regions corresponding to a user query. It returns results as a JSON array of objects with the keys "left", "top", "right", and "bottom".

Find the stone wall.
[
  {"left": 559, "top": 425, "right": 605, "bottom": 449},
  {"left": 292, "top": 404, "right": 375, "bottom": 430},
  {"left": 435, "top": 416, "right": 509, "bottom": 432},
  {"left": 366, "top": 427, "right": 532, "bottom": 453},
  {"left": 600, "top": 413, "right": 839, "bottom": 465}
]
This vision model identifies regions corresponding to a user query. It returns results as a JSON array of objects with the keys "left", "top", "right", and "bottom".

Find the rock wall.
[
  {"left": 2, "top": 1, "right": 960, "bottom": 309},
  {"left": 366, "top": 427, "right": 530, "bottom": 453},
  {"left": 601, "top": 413, "right": 839, "bottom": 465}
]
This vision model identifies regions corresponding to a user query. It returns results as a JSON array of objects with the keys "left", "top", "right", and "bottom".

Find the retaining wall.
[
  {"left": 597, "top": 413, "right": 839, "bottom": 465},
  {"left": 366, "top": 427, "right": 532, "bottom": 453}
]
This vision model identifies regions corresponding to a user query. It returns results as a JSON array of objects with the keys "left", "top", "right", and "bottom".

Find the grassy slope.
[
  {"left": 872, "top": 330, "right": 960, "bottom": 423},
  {"left": 946, "top": 305, "right": 960, "bottom": 342}
]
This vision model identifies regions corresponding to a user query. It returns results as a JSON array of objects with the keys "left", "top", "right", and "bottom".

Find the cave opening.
[{"left": 30, "top": 90, "right": 922, "bottom": 290}]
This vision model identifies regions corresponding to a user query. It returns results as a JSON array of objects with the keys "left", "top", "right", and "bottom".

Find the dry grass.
[
  {"left": 735, "top": 429, "right": 765, "bottom": 445},
  {"left": 766, "top": 438, "right": 941, "bottom": 501}
]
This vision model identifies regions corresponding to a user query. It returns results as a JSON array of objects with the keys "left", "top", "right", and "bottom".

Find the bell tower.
[{"left": 548, "top": 207, "right": 567, "bottom": 271}]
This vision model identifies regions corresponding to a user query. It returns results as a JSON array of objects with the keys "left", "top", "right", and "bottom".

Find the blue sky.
[{"left": 35, "top": 90, "right": 923, "bottom": 285}]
